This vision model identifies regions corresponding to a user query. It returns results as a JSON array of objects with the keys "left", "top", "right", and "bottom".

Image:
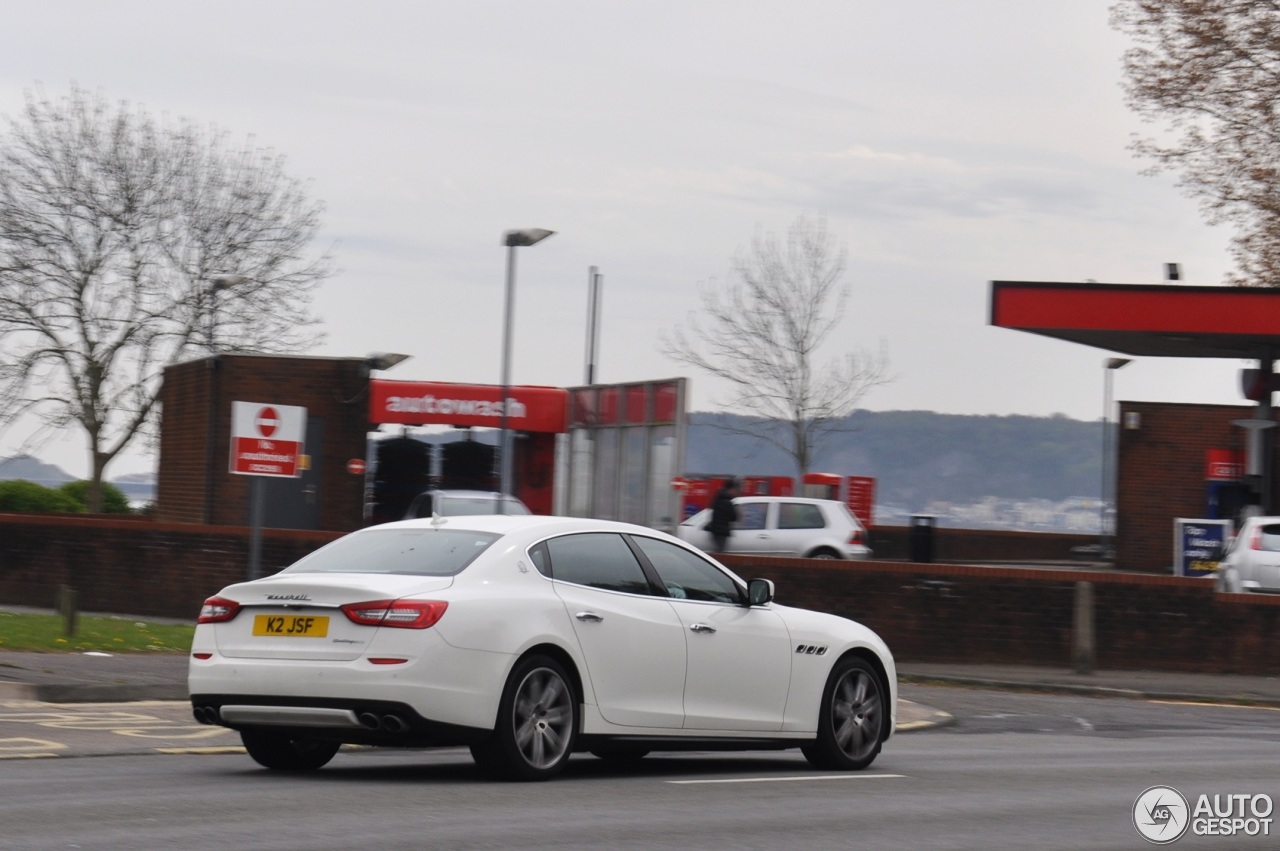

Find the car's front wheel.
[
  {"left": 471, "top": 654, "right": 578, "bottom": 781},
  {"left": 802, "top": 656, "right": 886, "bottom": 771},
  {"left": 240, "top": 728, "right": 340, "bottom": 771}
]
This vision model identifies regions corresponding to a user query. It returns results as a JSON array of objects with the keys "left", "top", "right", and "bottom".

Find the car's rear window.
[
  {"left": 1260, "top": 524, "right": 1280, "bottom": 551},
  {"left": 280, "top": 529, "right": 499, "bottom": 576}
]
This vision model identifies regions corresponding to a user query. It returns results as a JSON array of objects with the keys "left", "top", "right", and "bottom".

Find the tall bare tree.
[
  {"left": 0, "top": 86, "right": 331, "bottom": 510},
  {"left": 1113, "top": 0, "right": 1280, "bottom": 286},
  {"left": 663, "top": 214, "right": 891, "bottom": 475}
]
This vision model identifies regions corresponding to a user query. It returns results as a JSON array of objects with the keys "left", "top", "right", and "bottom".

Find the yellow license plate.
[{"left": 253, "top": 614, "right": 329, "bottom": 637}]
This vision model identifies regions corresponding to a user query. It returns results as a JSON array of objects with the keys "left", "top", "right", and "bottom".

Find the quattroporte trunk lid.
[{"left": 209, "top": 574, "right": 454, "bottom": 661}]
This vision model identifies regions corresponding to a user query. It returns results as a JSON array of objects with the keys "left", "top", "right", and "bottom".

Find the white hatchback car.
[
  {"left": 189, "top": 514, "right": 896, "bottom": 780},
  {"left": 1216, "top": 516, "right": 1280, "bottom": 593},
  {"left": 678, "top": 496, "right": 872, "bottom": 559}
]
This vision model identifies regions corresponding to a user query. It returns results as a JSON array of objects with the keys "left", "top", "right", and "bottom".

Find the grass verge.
[{"left": 0, "top": 611, "right": 193, "bottom": 653}]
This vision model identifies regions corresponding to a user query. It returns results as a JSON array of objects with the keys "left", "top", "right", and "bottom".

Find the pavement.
[{"left": 5, "top": 607, "right": 1280, "bottom": 732}]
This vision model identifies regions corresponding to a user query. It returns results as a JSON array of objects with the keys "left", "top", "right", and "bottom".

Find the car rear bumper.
[{"left": 187, "top": 644, "right": 509, "bottom": 731}]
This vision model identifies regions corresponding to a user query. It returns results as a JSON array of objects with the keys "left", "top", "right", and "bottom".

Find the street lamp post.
[
  {"left": 208, "top": 275, "right": 248, "bottom": 352},
  {"left": 1101, "top": 356, "right": 1132, "bottom": 561},
  {"left": 498, "top": 229, "right": 555, "bottom": 509}
]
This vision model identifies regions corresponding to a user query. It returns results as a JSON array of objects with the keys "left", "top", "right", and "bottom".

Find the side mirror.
[{"left": 747, "top": 578, "right": 775, "bottom": 606}]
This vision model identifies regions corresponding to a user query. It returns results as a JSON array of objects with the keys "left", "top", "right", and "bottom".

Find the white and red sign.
[{"left": 230, "top": 402, "right": 307, "bottom": 477}]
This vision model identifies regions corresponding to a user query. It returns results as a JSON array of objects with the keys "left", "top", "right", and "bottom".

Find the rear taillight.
[
  {"left": 849, "top": 530, "right": 866, "bottom": 546},
  {"left": 1250, "top": 528, "right": 1264, "bottom": 550},
  {"left": 341, "top": 599, "right": 448, "bottom": 629},
  {"left": 197, "top": 596, "right": 241, "bottom": 624}
]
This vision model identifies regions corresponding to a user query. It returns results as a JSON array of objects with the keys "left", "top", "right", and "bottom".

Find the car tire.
[
  {"left": 806, "top": 547, "right": 842, "bottom": 560},
  {"left": 471, "top": 654, "right": 578, "bottom": 781},
  {"left": 240, "top": 728, "right": 340, "bottom": 771},
  {"left": 802, "top": 656, "right": 886, "bottom": 771}
]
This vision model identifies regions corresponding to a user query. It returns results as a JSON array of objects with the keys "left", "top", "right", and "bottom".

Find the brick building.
[
  {"left": 154, "top": 354, "right": 371, "bottom": 531},
  {"left": 1115, "top": 400, "right": 1267, "bottom": 574}
]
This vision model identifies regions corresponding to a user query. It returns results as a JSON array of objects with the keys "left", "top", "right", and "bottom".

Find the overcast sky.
[{"left": 0, "top": 1, "right": 1250, "bottom": 477}]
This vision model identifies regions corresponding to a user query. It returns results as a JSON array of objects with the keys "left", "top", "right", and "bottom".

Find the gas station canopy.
[{"left": 990, "top": 281, "right": 1280, "bottom": 360}]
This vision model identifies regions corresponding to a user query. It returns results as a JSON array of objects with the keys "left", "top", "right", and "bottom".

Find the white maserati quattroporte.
[{"left": 189, "top": 515, "right": 896, "bottom": 781}]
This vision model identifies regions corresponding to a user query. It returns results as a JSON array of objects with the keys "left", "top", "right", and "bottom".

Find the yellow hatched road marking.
[{"left": 0, "top": 737, "right": 66, "bottom": 758}]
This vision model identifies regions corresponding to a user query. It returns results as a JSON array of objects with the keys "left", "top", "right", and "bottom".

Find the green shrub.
[
  {"left": 58, "top": 480, "right": 133, "bottom": 514},
  {"left": 0, "top": 480, "right": 83, "bottom": 513}
]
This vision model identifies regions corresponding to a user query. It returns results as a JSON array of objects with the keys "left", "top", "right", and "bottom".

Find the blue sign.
[{"left": 1173, "top": 519, "right": 1231, "bottom": 578}]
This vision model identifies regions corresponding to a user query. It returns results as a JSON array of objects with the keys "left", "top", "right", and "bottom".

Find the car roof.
[
  {"left": 420, "top": 489, "right": 523, "bottom": 499},
  {"left": 733, "top": 495, "right": 844, "bottom": 506}
]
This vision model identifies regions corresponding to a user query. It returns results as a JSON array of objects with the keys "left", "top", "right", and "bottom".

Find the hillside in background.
[
  {"left": 0, "top": 455, "right": 155, "bottom": 505},
  {"left": 0, "top": 454, "right": 74, "bottom": 487},
  {"left": 687, "top": 410, "right": 1102, "bottom": 516}
]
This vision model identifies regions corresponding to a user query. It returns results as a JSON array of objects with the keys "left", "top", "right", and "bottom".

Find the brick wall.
[
  {"left": 868, "top": 525, "right": 1095, "bottom": 563},
  {"left": 0, "top": 513, "right": 338, "bottom": 620},
  {"left": 3, "top": 513, "right": 1278, "bottom": 675},
  {"left": 720, "top": 555, "right": 1280, "bottom": 675}
]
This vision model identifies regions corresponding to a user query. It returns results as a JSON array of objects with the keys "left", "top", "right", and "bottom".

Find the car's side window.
[
  {"left": 737, "top": 502, "right": 768, "bottom": 531},
  {"left": 630, "top": 536, "right": 742, "bottom": 604},
  {"left": 778, "top": 502, "right": 825, "bottom": 529},
  {"left": 528, "top": 541, "right": 552, "bottom": 577},
  {"left": 544, "top": 533, "right": 653, "bottom": 595}
]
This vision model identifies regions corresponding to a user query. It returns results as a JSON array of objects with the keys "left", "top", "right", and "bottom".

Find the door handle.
[
  {"left": 690, "top": 623, "right": 716, "bottom": 634},
  {"left": 575, "top": 611, "right": 604, "bottom": 623}
]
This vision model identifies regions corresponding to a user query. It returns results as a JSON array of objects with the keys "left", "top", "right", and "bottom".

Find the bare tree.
[
  {"left": 0, "top": 86, "right": 331, "bottom": 510},
  {"left": 663, "top": 214, "right": 891, "bottom": 475},
  {"left": 1113, "top": 0, "right": 1280, "bottom": 286}
]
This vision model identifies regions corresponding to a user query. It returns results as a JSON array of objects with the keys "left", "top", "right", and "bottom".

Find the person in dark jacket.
[{"left": 707, "top": 479, "right": 740, "bottom": 553}]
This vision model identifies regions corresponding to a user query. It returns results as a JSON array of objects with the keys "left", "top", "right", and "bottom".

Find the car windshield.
[
  {"left": 280, "top": 528, "right": 500, "bottom": 576},
  {"left": 438, "top": 496, "right": 530, "bottom": 516}
]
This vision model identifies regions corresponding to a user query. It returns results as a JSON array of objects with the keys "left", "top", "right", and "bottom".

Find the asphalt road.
[{"left": 2, "top": 685, "right": 1279, "bottom": 849}]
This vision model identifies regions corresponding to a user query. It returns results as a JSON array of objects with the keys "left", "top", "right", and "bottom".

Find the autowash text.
[{"left": 384, "top": 395, "right": 528, "bottom": 419}]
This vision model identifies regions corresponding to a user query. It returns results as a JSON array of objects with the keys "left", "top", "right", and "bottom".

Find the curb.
[
  {"left": 894, "top": 698, "right": 955, "bottom": 732},
  {"left": 0, "top": 682, "right": 189, "bottom": 703},
  {"left": 898, "top": 673, "right": 1280, "bottom": 709}
]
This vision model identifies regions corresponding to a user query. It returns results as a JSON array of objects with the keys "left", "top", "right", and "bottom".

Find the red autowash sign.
[
  {"left": 230, "top": 402, "right": 307, "bottom": 477},
  {"left": 369, "top": 380, "right": 569, "bottom": 433}
]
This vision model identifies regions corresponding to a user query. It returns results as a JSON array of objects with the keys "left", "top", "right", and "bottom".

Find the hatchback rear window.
[
  {"left": 1259, "top": 524, "right": 1280, "bottom": 551},
  {"left": 280, "top": 529, "right": 499, "bottom": 576}
]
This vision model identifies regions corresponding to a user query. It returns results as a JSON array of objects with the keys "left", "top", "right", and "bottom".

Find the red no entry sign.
[{"left": 230, "top": 402, "right": 307, "bottom": 477}]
